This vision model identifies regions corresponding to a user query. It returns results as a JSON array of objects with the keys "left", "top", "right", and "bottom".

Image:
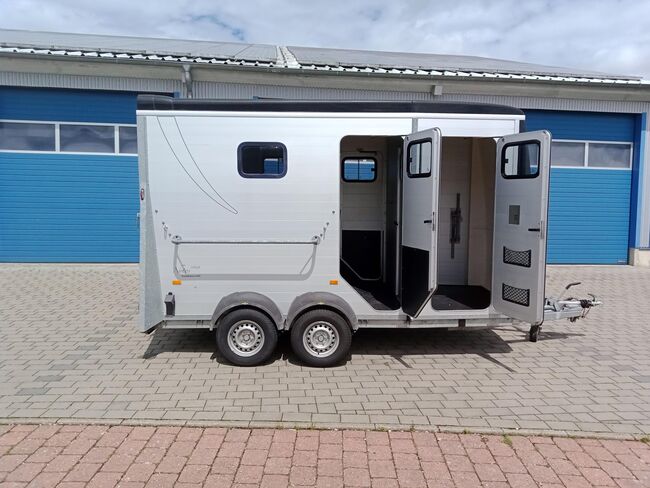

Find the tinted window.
[
  {"left": 119, "top": 126, "right": 138, "bottom": 154},
  {"left": 238, "top": 142, "right": 287, "bottom": 178},
  {"left": 60, "top": 124, "right": 115, "bottom": 153},
  {"left": 552, "top": 141, "right": 585, "bottom": 167},
  {"left": 342, "top": 157, "right": 376, "bottom": 182},
  {"left": 502, "top": 141, "right": 540, "bottom": 178},
  {"left": 407, "top": 140, "right": 432, "bottom": 177},
  {"left": 0, "top": 122, "right": 55, "bottom": 151},
  {"left": 588, "top": 143, "right": 631, "bottom": 168}
]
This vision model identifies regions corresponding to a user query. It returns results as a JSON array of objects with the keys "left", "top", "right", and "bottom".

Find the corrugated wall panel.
[
  {"left": 193, "top": 81, "right": 435, "bottom": 100},
  {"left": 523, "top": 110, "right": 635, "bottom": 142},
  {"left": 547, "top": 169, "right": 632, "bottom": 264},
  {"left": 0, "top": 152, "right": 139, "bottom": 262},
  {"left": 0, "top": 71, "right": 182, "bottom": 94},
  {"left": 1, "top": 86, "right": 137, "bottom": 123},
  {"left": 524, "top": 110, "right": 635, "bottom": 264},
  {"left": 439, "top": 93, "right": 650, "bottom": 115},
  {"left": 0, "top": 87, "right": 142, "bottom": 262}
]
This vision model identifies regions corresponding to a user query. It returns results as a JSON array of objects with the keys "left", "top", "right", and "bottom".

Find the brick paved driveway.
[
  {"left": 0, "top": 264, "right": 649, "bottom": 436},
  {"left": 1, "top": 424, "right": 649, "bottom": 487}
]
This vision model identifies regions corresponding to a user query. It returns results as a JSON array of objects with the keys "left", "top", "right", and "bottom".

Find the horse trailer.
[{"left": 137, "top": 95, "right": 599, "bottom": 366}]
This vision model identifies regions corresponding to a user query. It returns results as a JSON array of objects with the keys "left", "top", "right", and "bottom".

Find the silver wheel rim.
[
  {"left": 227, "top": 320, "right": 265, "bottom": 357},
  {"left": 302, "top": 321, "right": 338, "bottom": 358}
]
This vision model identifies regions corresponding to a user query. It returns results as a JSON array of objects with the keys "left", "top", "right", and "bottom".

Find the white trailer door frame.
[
  {"left": 401, "top": 128, "right": 441, "bottom": 318},
  {"left": 492, "top": 130, "right": 551, "bottom": 325}
]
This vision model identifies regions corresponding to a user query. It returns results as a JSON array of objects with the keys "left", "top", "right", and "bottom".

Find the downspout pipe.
[{"left": 182, "top": 64, "right": 193, "bottom": 98}]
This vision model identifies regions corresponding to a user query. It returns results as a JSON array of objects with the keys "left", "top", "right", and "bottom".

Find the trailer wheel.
[
  {"left": 529, "top": 324, "right": 541, "bottom": 342},
  {"left": 216, "top": 309, "right": 278, "bottom": 366},
  {"left": 290, "top": 309, "right": 352, "bottom": 367}
]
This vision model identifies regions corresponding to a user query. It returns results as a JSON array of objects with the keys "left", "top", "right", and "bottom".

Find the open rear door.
[
  {"left": 492, "top": 130, "right": 551, "bottom": 325},
  {"left": 401, "top": 128, "right": 441, "bottom": 317}
]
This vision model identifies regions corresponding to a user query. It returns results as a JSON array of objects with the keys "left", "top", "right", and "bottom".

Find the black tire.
[
  {"left": 216, "top": 309, "right": 278, "bottom": 366},
  {"left": 529, "top": 324, "right": 540, "bottom": 342},
  {"left": 290, "top": 309, "right": 352, "bottom": 367}
]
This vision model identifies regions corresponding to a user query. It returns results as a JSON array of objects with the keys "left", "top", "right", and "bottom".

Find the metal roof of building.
[{"left": 0, "top": 28, "right": 643, "bottom": 85}]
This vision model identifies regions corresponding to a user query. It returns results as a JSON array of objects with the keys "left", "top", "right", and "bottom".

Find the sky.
[{"left": 1, "top": 0, "right": 649, "bottom": 79}]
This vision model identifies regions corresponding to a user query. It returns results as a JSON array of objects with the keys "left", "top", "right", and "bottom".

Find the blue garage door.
[
  {"left": 525, "top": 110, "right": 636, "bottom": 264},
  {"left": 0, "top": 87, "right": 139, "bottom": 262}
]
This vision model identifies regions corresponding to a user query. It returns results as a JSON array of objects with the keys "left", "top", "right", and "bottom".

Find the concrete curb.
[{"left": 1, "top": 416, "right": 647, "bottom": 442}]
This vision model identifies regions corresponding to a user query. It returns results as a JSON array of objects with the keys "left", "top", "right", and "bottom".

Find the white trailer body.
[{"left": 137, "top": 96, "right": 598, "bottom": 366}]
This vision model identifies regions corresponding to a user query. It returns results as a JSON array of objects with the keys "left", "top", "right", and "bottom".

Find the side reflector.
[
  {"left": 172, "top": 279, "right": 182, "bottom": 285},
  {"left": 329, "top": 279, "right": 339, "bottom": 285}
]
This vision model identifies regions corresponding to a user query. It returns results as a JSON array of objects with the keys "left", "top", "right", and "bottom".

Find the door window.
[
  {"left": 406, "top": 140, "right": 432, "bottom": 177},
  {"left": 502, "top": 141, "right": 540, "bottom": 178}
]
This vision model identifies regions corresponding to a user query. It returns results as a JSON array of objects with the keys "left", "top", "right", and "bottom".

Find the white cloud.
[{"left": 1, "top": 0, "right": 649, "bottom": 78}]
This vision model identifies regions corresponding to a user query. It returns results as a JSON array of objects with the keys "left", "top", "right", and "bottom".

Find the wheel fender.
[
  {"left": 211, "top": 292, "right": 283, "bottom": 330},
  {"left": 287, "top": 292, "right": 358, "bottom": 331}
]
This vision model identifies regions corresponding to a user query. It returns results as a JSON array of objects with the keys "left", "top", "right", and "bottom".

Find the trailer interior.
[{"left": 339, "top": 135, "right": 497, "bottom": 312}]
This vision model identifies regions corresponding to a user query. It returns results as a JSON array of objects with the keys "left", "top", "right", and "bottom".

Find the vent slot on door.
[
  {"left": 503, "top": 246, "right": 532, "bottom": 268},
  {"left": 502, "top": 283, "right": 530, "bottom": 307}
]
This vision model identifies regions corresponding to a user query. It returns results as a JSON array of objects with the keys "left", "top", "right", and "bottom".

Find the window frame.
[
  {"left": 237, "top": 141, "right": 288, "bottom": 179},
  {"left": 406, "top": 138, "right": 433, "bottom": 178},
  {"left": 0, "top": 119, "right": 137, "bottom": 156},
  {"left": 500, "top": 139, "right": 541, "bottom": 180},
  {"left": 341, "top": 156, "right": 377, "bottom": 183},
  {"left": 551, "top": 139, "right": 633, "bottom": 170}
]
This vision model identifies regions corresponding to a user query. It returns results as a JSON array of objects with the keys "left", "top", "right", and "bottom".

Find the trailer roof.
[{"left": 137, "top": 95, "right": 524, "bottom": 116}]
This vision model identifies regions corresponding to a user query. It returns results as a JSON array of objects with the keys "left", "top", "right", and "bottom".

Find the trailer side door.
[
  {"left": 492, "top": 130, "right": 551, "bottom": 325},
  {"left": 401, "top": 128, "right": 441, "bottom": 317}
]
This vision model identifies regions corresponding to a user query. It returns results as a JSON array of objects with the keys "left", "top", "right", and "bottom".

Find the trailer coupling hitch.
[{"left": 544, "top": 283, "right": 601, "bottom": 323}]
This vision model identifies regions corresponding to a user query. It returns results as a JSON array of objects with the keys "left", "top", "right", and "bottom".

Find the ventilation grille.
[
  {"left": 503, "top": 246, "right": 532, "bottom": 268},
  {"left": 502, "top": 283, "right": 530, "bottom": 307}
]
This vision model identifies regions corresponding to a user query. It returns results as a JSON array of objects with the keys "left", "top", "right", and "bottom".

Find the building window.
[
  {"left": 60, "top": 124, "right": 115, "bottom": 153},
  {"left": 501, "top": 141, "right": 540, "bottom": 179},
  {"left": 587, "top": 143, "right": 632, "bottom": 168},
  {"left": 0, "top": 119, "right": 136, "bottom": 155},
  {"left": 0, "top": 121, "right": 56, "bottom": 151},
  {"left": 342, "top": 157, "right": 376, "bottom": 182},
  {"left": 551, "top": 141, "right": 585, "bottom": 167},
  {"left": 407, "top": 140, "right": 432, "bottom": 177},
  {"left": 119, "top": 126, "right": 138, "bottom": 154},
  {"left": 238, "top": 142, "right": 287, "bottom": 178},
  {"left": 550, "top": 140, "right": 632, "bottom": 169}
]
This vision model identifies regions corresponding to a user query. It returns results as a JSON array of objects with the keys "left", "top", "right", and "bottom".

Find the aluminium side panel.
[
  {"left": 138, "top": 116, "right": 164, "bottom": 332},
  {"left": 142, "top": 112, "right": 414, "bottom": 323}
]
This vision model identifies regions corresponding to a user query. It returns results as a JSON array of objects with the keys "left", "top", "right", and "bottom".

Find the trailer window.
[
  {"left": 342, "top": 157, "right": 376, "bottom": 182},
  {"left": 501, "top": 141, "right": 540, "bottom": 179},
  {"left": 406, "top": 139, "right": 432, "bottom": 177},
  {"left": 238, "top": 142, "right": 287, "bottom": 178}
]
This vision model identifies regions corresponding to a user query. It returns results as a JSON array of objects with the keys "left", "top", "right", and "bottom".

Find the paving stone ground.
[
  {"left": 0, "top": 264, "right": 649, "bottom": 436},
  {"left": 0, "top": 423, "right": 649, "bottom": 488}
]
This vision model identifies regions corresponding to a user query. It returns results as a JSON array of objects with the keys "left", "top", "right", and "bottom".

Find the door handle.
[
  {"left": 528, "top": 220, "right": 545, "bottom": 239},
  {"left": 424, "top": 212, "right": 435, "bottom": 230}
]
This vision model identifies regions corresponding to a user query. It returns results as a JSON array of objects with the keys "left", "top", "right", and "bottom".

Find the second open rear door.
[
  {"left": 492, "top": 130, "right": 551, "bottom": 325},
  {"left": 401, "top": 128, "right": 441, "bottom": 318}
]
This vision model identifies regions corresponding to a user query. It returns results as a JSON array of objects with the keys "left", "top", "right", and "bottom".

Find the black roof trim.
[{"left": 137, "top": 95, "right": 524, "bottom": 116}]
